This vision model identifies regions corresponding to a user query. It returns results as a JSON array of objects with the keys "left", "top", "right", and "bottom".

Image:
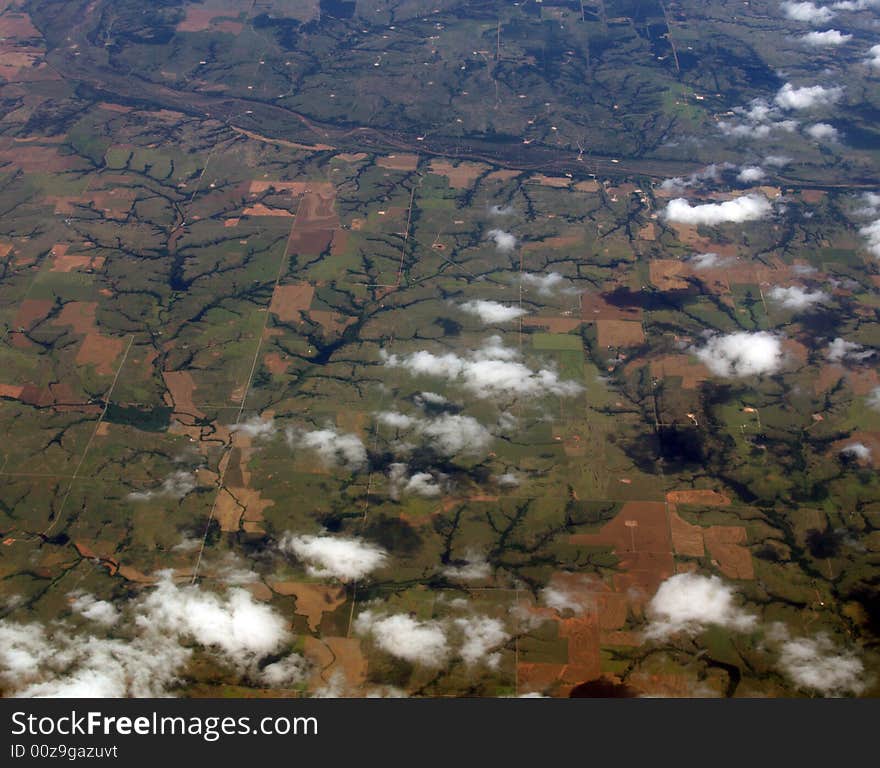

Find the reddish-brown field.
[
  {"left": 270, "top": 282, "right": 315, "bottom": 322},
  {"left": 596, "top": 319, "right": 645, "bottom": 348}
]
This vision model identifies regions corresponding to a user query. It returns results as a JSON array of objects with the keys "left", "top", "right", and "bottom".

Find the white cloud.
[
  {"left": 800, "top": 29, "right": 852, "bottom": 45},
  {"left": 694, "top": 332, "right": 785, "bottom": 377},
  {"left": 128, "top": 470, "right": 196, "bottom": 502},
  {"left": 454, "top": 616, "right": 508, "bottom": 667},
  {"left": 381, "top": 336, "right": 583, "bottom": 400},
  {"left": 521, "top": 271, "right": 570, "bottom": 296},
  {"left": 805, "top": 122, "right": 839, "bottom": 141},
  {"left": 354, "top": 611, "right": 449, "bottom": 667},
  {"left": 495, "top": 472, "right": 520, "bottom": 487},
  {"left": 542, "top": 584, "right": 586, "bottom": 615},
  {"left": 867, "top": 387, "right": 880, "bottom": 411},
  {"left": 659, "top": 164, "right": 733, "bottom": 194},
  {"left": 774, "top": 83, "right": 843, "bottom": 110},
  {"left": 781, "top": 2, "right": 836, "bottom": 24},
  {"left": 442, "top": 551, "right": 492, "bottom": 581},
  {"left": 664, "top": 194, "right": 772, "bottom": 225},
  {"left": 866, "top": 44, "right": 880, "bottom": 68},
  {"left": 737, "top": 166, "right": 766, "bottom": 183},
  {"left": 280, "top": 533, "right": 387, "bottom": 582},
  {"left": 826, "top": 337, "right": 874, "bottom": 363},
  {"left": 378, "top": 411, "right": 492, "bottom": 455},
  {"left": 832, "top": 0, "right": 880, "bottom": 8},
  {"left": 778, "top": 634, "right": 866, "bottom": 695},
  {"left": 767, "top": 285, "right": 829, "bottom": 310},
  {"left": 459, "top": 300, "right": 527, "bottom": 324},
  {"left": 859, "top": 219, "right": 880, "bottom": 258},
  {"left": 487, "top": 229, "right": 517, "bottom": 252},
  {"left": 0, "top": 575, "right": 305, "bottom": 698},
  {"left": 258, "top": 655, "right": 309, "bottom": 688},
  {"left": 415, "top": 391, "right": 447, "bottom": 406},
  {"left": 285, "top": 426, "right": 367, "bottom": 470},
  {"left": 840, "top": 442, "right": 872, "bottom": 460},
  {"left": 230, "top": 415, "right": 276, "bottom": 439},
  {"left": 689, "top": 252, "right": 734, "bottom": 270},
  {"left": 69, "top": 593, "right": 120, "bottom": 627},
  {"left": 388, "top": 463, "right": 445, "bottom": 499},
  {"left": 764, "top": 155, "right": 792, "bottom": 167},
  {"left": 645, "top": 573, "right": 757, "bottom": 640}
]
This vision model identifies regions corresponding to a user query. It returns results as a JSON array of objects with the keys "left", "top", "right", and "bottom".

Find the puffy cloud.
[
  {"left": 442, "top": 551, "right": 492, "bottom": 581},
  {"left": 800, "top": 29, "right": 851, "bottom": 45},
  {"left": 774, "top": 83, "right": 843, "bottom": 110},
  {"left": 645, "top": 573, "right": 757, "bottom": 640},
  {"left": 764, "top": 154, "right": 792, "bottom": 167},
  {"left": 859, "top": 219, "right": 880, "bottom": 258},
  {"left": 521, "top": 271, "right": 571, "bottom": 296},
  {"left": 230, "top": 415, "right": 276, "bottom": 439},
  {"left": 659, "top": 164, "right": 733, "bottom": 194},
  {"left": 495, "top": 471, "right": 521, "bottom": 487},
  {"left": 459, "top": 300, "right": 527, "bottom": 324},
  {"left": 388, "top": 463, "right": 444, "bottom": 499},
  {"left": 69, "top": 593, "right": 120, "bottom": 627},
  {"left": 767, "top": 285, "right": 829, "bottom": 310},
  {"left": 354, "top": 611, "right": 449, "bottom": 667},
  {"left": 542, "top": 584, "right": 586, "bottom": 615},
  {"left": 737, "top": 166, "right": 766, "bottom": 183},
  {"left": 415, "top": 391, "right": 447, "bottom": 406},
  {"left": 805, "top": 122, "right": 839, "bottom": 141},
  {"left": 840, "top": 442, "right": 871, "bottom": 461},
  {"left": 487, "top": 228, "right": 517, "bottom": 252},
  {"left": 285, "top": 426, "right": 367, "bottom": 471},
  {"left": 378, "top": 411, "right": 493, "bottom": 455},
  {"left": 454, "top": 616, "right": 508, "bottom": 667},
  {"left": 137, "top": 577, "right": 290, "bottom": 668},
  {"left": 257, "top": 655, "right": 309, "bottom": 688},
  {"left": 694, "top": 332, "right": 785, "bottom": 377},
  {"left": 381, "top": 336, "right": 583, "bottom": 400},
  {"left": 718, "top": 99, "right": 800, "bottom": 139},
  {"left": 866, "top": 44, "right": 880, "bottom": 68},
  {"left": 781, "top": 2, "right": 836, "bottom": 24},
  {"left": 663, "top": 194, "right": 772, "bottom": 225},
  {"left": 0, "top": 575, "right": 304, "bottom": 698},
  {"left": 867, "top": 387, "right": 880, "bottom": 411},
  {"left": 128, "top": 470, "right": 196, "bottom": 502},
  {"left": 832, "top": 0, "right": 880, "bottom": 8},
  {"left": 279, "top": 533, "right": 387, "bottom": 582},
  {"left": 689, "top": 252, "right": 734, "bottom": 270},
  {"left": 777, "top": 634, "right": 866, "bottom": 695},
  {"left": 826, "top": 337, "right": 874, "bottom": 363}
]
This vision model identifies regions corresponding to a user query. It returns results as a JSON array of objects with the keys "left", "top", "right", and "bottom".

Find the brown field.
[
  {"left": 704, "top": 525, "right": 754, "bottom": 580},
  {"left": 289, "top": 229, "right": 333, "bottom": 254},
  {"left": 0, "top": 242, "right": 12, "bottom": 260},
  {"left": 428, "top": 159, "right": 486, "bottom": 189},
  {"left": 0, "top": 12, "right": 40, "bottom": 38},
  {"left": 574, "top": 180, "right": 601, "bottom": 193},
  {"left": 596, "top": 319, "right": 645, "bottom": 348},
  {"left": 666, "top": 489, "right": 731, "bottom": 506},
  {"left": 54, "top": 301, "right": 97, "bottom": 335},
  {"left": 581, "top": 292, "right": 642, "bottom": 322},
  {"left": 304, "top": 636, "right": 368, "bottom": 694},
  {"left": 334, "top": 152, "right": 368, "bottom": 163},
  {"left": 231, "top": 127, "right": 333, "bottom": 152},
  {"left": 485, "top": 169, "right": 521, "bottom": 182},
  {"left": 268, "top": 583, "right": 345, "bottom": 631},
  {"left": 558, "top": 615, "right": 602, "bottom": 684},
  {"left": 162, "top": 370, "right": 206, "bottom": 419},
  {"left": 638, "top": 223, "right": 657, "bottom": 241},
  {"left": 800, "top": 189, "right": 826, "bottom": 204},
  {"left": 669, "top": 507, "right": 705, "bottom": 557},
  {"left": 648, "top": 355, "right": 710, "bottom": 390},
  {"left": 570, "top": 501, "right": 674, "bottom": 601},
  {"left": 522, "top": 316, "right": 583, "bottom": 333},
  {"left": 814, "top": 363, "right": 879, "bottom": 396},
  {"left": 263, "top": 352, "right": 289, "bottom": 375},
  {"left": 0, "top": 383, "right": 24, "bottom": 399},
  {"left": 241, "top": 203, "right": 296, "bottom": 218},
  {"left": 521, "top": 232, "right": 582, "bottom": 252},
  {"left": 517, "top": 662, "right": 566, "bottom": 695},
  {"left": 13, "top": 298, "right": 52, "bottom": 329},
  {"left": 76, "top": 333, "right": 124, "bottom": 375},
  {"left": 296, "top": 188, "right": 339, "bottom": 228},
  {"left": 177, "top": 8, "right": 242, "bottom": 34},
  {"left": 649, "top": 259, "right": 691, "bottom": 291},
  {"left": 528, "top": 174, "right": 571, "bottom": 188},
  {"left": 376, "top": 154, "right": 419, "bottom": 171},
  {"left": 49, "top": 244, "right": 105, "bottom": 273},
  {"left": 270, "top": 282, "right": 314, "bottom": 322},
  {"left": 0, "top": 142, "right": 80, "bottom": 173}
]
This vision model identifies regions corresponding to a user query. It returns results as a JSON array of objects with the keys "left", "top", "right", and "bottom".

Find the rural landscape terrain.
[{"left": 0, "top": 0, "right": 879, "bottom": 697}]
